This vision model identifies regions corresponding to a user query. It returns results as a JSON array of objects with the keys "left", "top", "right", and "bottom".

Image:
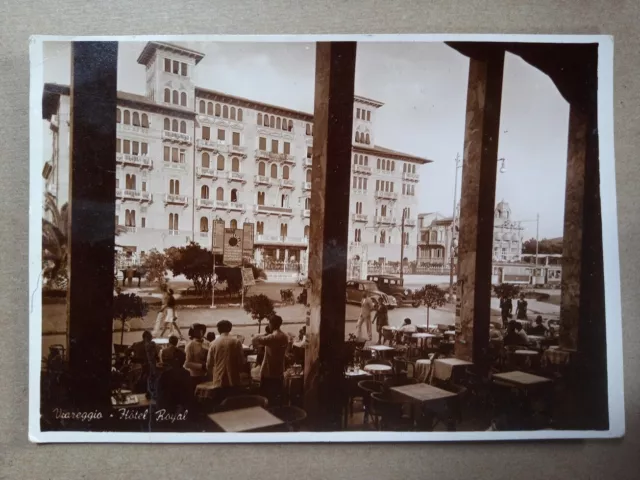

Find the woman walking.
[
  {"left": 516, "top": 293, "right": 528, "bottom": 321},
  {"left": 160, "top": 289, "right": 185, "bottom": 340},
  {"left": 373, "top": 299, "right": 389, "bottom": 345}
]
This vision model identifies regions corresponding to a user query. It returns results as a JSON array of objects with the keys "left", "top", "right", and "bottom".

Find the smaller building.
[
  {"left": 417, "top": 212, "right": 455, "bottom": 268},
  {"left": 492, "top": 201, "right": 524, "bottom": 262}
]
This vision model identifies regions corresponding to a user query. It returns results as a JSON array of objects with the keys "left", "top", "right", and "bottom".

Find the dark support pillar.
[
  {"left": 67, "top": 42, "right": 118, "bottom": 415},
  {"left": 455, "top": 49, "right": 505, "bottom": 369},
  {"left": 304, "top": 42, "right": 356, "bottom": 430}
]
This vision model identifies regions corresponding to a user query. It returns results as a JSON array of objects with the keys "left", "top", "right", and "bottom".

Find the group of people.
[
  {"left": 489, "top": 315, "right": 551, "bottom": 347},
  {"left": 499, "top": 292, "right": 529, "bottom": 328},
  {"left": 123, "top": 314, "right": 291, "bottom": 412},
  {"left": 355, "top": 291, "right": 390, "bottom": 344}
]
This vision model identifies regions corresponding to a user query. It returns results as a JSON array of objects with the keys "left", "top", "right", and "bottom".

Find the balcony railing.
[
  {"left": 122, "top": 226, "right": 137, "bottom": 233},
  {"left": 255, "top": 235, "right": 308, "bottom": 245},
  {"left": 196, "top": 198, "right": 215, "bottom": 209},
  {"left": 302, "top": 181, "right": 312, "bottom": 191},
  {"left": 195, "top": 166, "right": 216, "bottom": 179},
  {"left": 302, "top": 209, "right": 310, "bottom": 218},
  {"left": 229, "top": 144, "right": 247, "bottom": 157},
  {"left": 164, "top": 193, "right": 188, "bottom": 205},
  {"left": 196, "top": 138, "right": 225, "bottom": 151},
  {"left": 163, "top": 161, "right": 187, "bottom": 170},
  {"left": 280, "top": 179, "right": 295, "bottom": 189},
  {"left": 213, "top": 201, "right": 245, "bottom": 212},
  {"left": 199, "top": 231, "right": 209, "bottom": 238},
  {"left": 116, "top": 154, "right": 153, "bottom": 168},
  {"left": 254, "top": 150, "right": 295, "bottom": 163},
  {"left": 374, "top": 216, "right": 397, "bottom": 226},
  {"left": 254, "top": 205, "right": 294, "bottom": 216},
  {"left": 353, "top": 164, "right": 372, "bottom": 175},
  {"left": 227, "top": 171, "right": 246, "bottom": 183},
  {"left": 304, "top": 157, "right": 313, "bottom": 167},
  {"left": 117, "top": 124, "right": 149, "bottom": 135},
  {"left": 403, "top": 218, "right": 417, "bottom": 227},
  {"left": 375, "top": 191, "right": 398, "bottom": 200},
  {"left": 162, "top": 130, "right": 192, "bottom": 144},
  {"left": 352, "top": 213, "right": 368, "bottom": 223},
  {"left": 402, "top": 172, "right": 420, "bottom": 182},
  {"left": 352, "top": 188, "right": 367, "bottom": 196},
  {"left": 254, "top": 175, "right": 274, "bottom": 186},
  {"left": 116, "top": 189, "right": 152, "bottom": 202}
]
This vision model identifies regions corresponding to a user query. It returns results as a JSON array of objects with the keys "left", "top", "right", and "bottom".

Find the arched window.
[
  {"left": 237, "top": 109, "right": 243, "bottom": 121},
  {"left": 207, "top": 102, "right": 213, "bottom": 115},
  {"left": 306, "top": 169, "right": 312, "bottom": 182},
  {"left": 230, "top": 219, "right": 238, "bottom": 230},
  {"left": 270, "top": 164, "right": 278, "bottom": 179},
  {"left": 132, "top": 112, "right": 140, "bottom": 126},
  {"left": 216, "top": 155, "right": 225, "bottom": 170},
  {"left": 430, "top": 231, "right": 437, "bottom": 243},
  {"left": 365, "top": 133, "right": 370, "bottom": 145},
  {"left": 164, "top": 88, "right": 171, "bottom": 103},
  {"left": 172, "top": 90, "right": 179, "bottom": 105},
  {"left": 257, "top": 113, "right": 262, "bottom": 125},
  {"left": 199, "top": 100, "right": 205, "bottom": 113},
  {"left": 276, "top": 117, "right": 281, "bottom": 130},
  {"left": 355, "top": 132, "right": 360, "bottom": 143},
  {"left": 223, "top": 105, "right": 229, "bottom": 118},
  {"left": 216, "top": 187, "right": 224, "bottom": 201},
  {"left": 230, "top": 188, "right": 238, "bottom": 203},
  {"left": 180, "top": 92, "right": 187, "bottom": 107},
  {"left": 116, "top": 109, "right": 121, "bottom": 123},
  {"left": 231, "top": 157, "right": 240, "bottom": 172},
  {"left": 258, "top": 161, "right": 266, "bottom": 176},
  {"left": 304, "top": 225, "right": 310, "bottom": 238},
  {"left": 201, "top": 185, "right": 209, "bottom": 199},
  {"left": 172, "top": 119, "right": 178, "bottom": 132},
  {"left": 381, "top": 205, "right": 387, "bottom": 217},
  {"left": 202, "top": 152, "right": 210, "bottom": 168},
  {"left": 281, "top": 119, "right": 287, "bottom": 131},
  {"left": 164, "top": 118, "right": 170, "bottom": 131},
  {"left": 262, "top": 114, "right": 268, "bottom": 127},
  {"left": 269, "top": 116, "right": 275, "bottom": 128},
  {"left": 282, "top": 165, "right": 290, "bottom": 180},
  {"left": 304, "top": 197, "right": 310, "bottom": 209},
  {"left": 257, "top": 191, "right": 265, "bottom": 205},
  {"left": 180, "top": 120, "right": 187, "bottom": 133},
  {"left": 215, "top": 104, "right": 221, "bottom": 117},
  {"left": 380, "top": 230, "right": 386, "bottom": 244},
  {"left": 200, "top": 217, "right": 208, "bottom": 232},
  {"left": 141, "top": 114, "right": 149, "bottom": 128},
  {"left": 230, "top": 107, "right": 236, "bottom": 120},
  {"left": 123, "top": 110, "right": 131, "bottom": 125},
  {"left": 169, "top": 179, "right": 180, "bottom": 195},
  {"left": 288, "top": 120, "right": 293, "bottom": 132},
  {"left": 306, "top": 124, "right": 311, "bottom": 135}
]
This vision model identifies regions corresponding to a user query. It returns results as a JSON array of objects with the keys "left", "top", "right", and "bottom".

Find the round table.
[
  {"left": 414, "top": 359, "right": 432, "bottom": 382},
  {"left": 363, "top": 364, "right": 392, "bottom": 379},
  {"left": 515, "top": 349, "right": 539, "bottom": 369},
  {"left": 412, "top": 332, "right": 436, "bottom": 352}
]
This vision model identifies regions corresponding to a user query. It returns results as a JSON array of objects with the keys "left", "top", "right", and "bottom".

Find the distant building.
[{"left": 492, "top": 201, "right": 524, "bottom": 262}]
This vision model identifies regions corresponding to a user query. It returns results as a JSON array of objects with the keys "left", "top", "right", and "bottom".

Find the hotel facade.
[{"left": 42, "top": 42, "right": 430, "bottom": 276}]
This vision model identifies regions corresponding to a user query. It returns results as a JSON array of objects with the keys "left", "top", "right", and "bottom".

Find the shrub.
[
  {"left": 113, "top": 293, "right": 149, "bottom": 344},
  {"left": 243, "top": 294, "right": 275, "bottom": 333},
  {"left": 416, "top": 284, "right": 447, "bottom": 328}
]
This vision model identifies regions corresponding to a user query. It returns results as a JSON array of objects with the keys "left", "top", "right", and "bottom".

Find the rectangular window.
[
  {"left": 403, "top": 184, "right": 406, "bottom": 195},
  {"left": 284, "top": 142, "right": 290, "bottom": 154},
  {"left": 116, "top": 138, "right": 121, "bottom": 153},
  {"left": 132, "top": 141, "right": 139, "bottom": 155},
  {"left": 390, "top": 183, "right": 394, "bottom": 193},
  {"left": 202, "top": 126, "right": 210, "bottom": 140},
  {"left": 271, "top": 139, "right": 278, "bottom": 153},
  {"left": 172, "top": 60, "right": 180, "bottom": 74},
  {"left": 367, "top": 111, "right": 371, "bottom": 121},
  {"left": 217, "top": 129, "right": 225, "bottom": 141},
  {"left": 164, "top": 146, "right": 170, "bottom": 162},
  {"left": 115, "top": 215, "right": 119, "bottom": 226},
  {"left": 141, "top": 218, "right": 146, "bottom": 228},
  {"left": 232, "top": 132, "right": 240, "bottom": 146},
  {"left": 142, "top": 181, "right": 147, "bottom": 192},
  {"left": 179, "top": 149, "right": 186, "bottom": 163},
  {"left": 115, "top": 178, "right": 120, "bottom": 188},
  {"left": 141, "top": 142, "right": 148, "bottom": 155},
  {"left": 356, "top": 108, "right": 361, "bottom": 119},
  {"left": 259, "top": 137, "right": 267, "bottom": 150},
  {"left": 352, "top": 177, "right": 357, "bottom": 189},
  {"left": 363, "top": 178, "right": 368, "bottom": 190},
  {"left": 181, "top": 62, "right": 187, "bottom": 76},
  {"left": 172, "top": 147, "right": 179, "bottom": 162},
  {"left": 376, "top": 180, "right": 380, "bottom": 191},
  {"left": 123, "top": 140, "right": 130, "bottom": 154},
  {"left": 164, "top": 58, "right": 171, "bottom": 72},
  {"left": 358, "top": 178, "right": 363, "bottom": 189},
  {"left": 307, "top": 146, "right": 312, "bottom": 159}
]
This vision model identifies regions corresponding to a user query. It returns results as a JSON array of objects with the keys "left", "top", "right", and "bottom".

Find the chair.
[
  {"left": 357, "top": 380, "right": 385, "bottom": 425},
  {"left": 269, "top": 405, "right": 307, "bottom": 431},
  {"left": 219, "top": 394, "right": 268, "bottom": 410},
  {"left": 393, "top": 356, "right": 415, "bottom": 379},
  {"left": 370, "top": 392, "right": 413, "bottom": 431}
]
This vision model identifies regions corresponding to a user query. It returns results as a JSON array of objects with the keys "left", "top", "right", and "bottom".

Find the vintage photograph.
[{"left": 30, "top": 35, "right": 622, "bottom": 441}]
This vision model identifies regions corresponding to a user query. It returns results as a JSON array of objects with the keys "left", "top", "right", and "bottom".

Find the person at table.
[
  {"left": 515, "top": 322, "right": 529, "bottom": 345},
  {"left": 184, "top": 324, "right": 210, "bottom": 390},
  {"left": 372, "top": 299, "right": 389, "bottom": 345},
  {"left": 160, "top": 335, "right": 181, "bottom": 364},
  {"left": 489, "top": 324, "right": 503, "bottom": 341},
  {"left": 503, "top": 321, "right": 528, "bottom": 347},
  {"left": 206, "top": 319, "right": 246, "bottom": 404},
  {"left": 356, "top": 291, "right": 375, "bottom": 342},
  {"left": 156, "top": 348, "right": 192, "bottom": 418},
  {"left": 499, "top": 295, "right": 513, "bottom": 328},
  {"left": 252, "top": 314, "right": 289, "bottom": 407},
  {"left": 529, "top": 315, "right": 548, "bottom": 336},
  {"left": 516, "top": 293, "right": 528, "bottom": 321}
]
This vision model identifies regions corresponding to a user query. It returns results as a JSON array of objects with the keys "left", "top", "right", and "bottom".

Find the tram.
[{"left": 492, "top": 261, "right": 562, "bottom": 288}]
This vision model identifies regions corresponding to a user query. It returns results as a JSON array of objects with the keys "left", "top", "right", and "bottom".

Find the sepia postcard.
[{"left": 28, "top": 34, "right": 623, "bottom": 443}]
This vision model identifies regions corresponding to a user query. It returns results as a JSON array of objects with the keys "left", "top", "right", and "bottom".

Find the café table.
[
  {"left": 366, "top": 344, "right": 396, "bottom": 360},
  {"left": 111, "top": 392, "right": 152, "bottom": 409},
  {"left": 208, "top": 406, "right": 284, "bottom": 432},
  {"left": 391, "top": 383, "right": 457, "bottom": 427},
  {"left": 432, "top": 357, "right": 473, "bottom": 382},
  {"left": 364, "top": 363, "right": 392, "bottom": 380},
  {"left": 414, "top": 358, "right": 432, "bottom": 383},
  {"left": 154, "top": 338, "right": 170, "bottom": 345},
  {"left": 492, "top": 370, "right": 551, "bottom": 389},
  {"left": 514, "top": 349, "right": 540, "bottom": 370},
  {"left": 542, "top": 348, "right": 572, "bottom": 367},
  {"left": 412, "top": 332, "right": 436, "bottom": 351}
]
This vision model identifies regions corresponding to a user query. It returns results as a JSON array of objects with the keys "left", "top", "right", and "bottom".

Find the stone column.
[
  {"left": 303, "top": 42, "right": 356, "bottom": 429},
  {"left": 66, "top": 42, "right": 118, "bottom": 413},
  {"left": 454, "top": 49, "right": 505, "bottom": 368}
]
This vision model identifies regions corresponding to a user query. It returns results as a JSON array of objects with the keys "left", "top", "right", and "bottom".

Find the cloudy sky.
[{"left": 42, "top": 39, "right": 569, "bottom": 239}]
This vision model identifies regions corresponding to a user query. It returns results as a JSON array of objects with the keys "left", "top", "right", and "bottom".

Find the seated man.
[
  {"left": 399, "top": 318, "right": 417, "bottom": 333},
  {"left": 503, "top": 321, "right": 528, "bottom": 347},
  {"left": 160, "top": 335, "right": 181, "bottom": 364},
  {"left": 528, "top": 316, "right": 548, "bottom": 336}
]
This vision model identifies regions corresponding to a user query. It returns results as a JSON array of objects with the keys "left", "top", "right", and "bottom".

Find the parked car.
[
  {"left": 366, "top": 274, "right": 421, "bottom": 308},
  {"left": 345, "top": 280, "right": 398, "bottom": 309}
]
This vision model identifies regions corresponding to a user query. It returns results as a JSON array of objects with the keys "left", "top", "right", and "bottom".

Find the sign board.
[
  {"left": 223, "top": 228, "right": 244, "bottom": 267},
  {"left": 242, "top": 223, "right": 255, "bottom": 259},
  {"left": 242, "top": 267, "right": 256, "bottom": 287},
  {"left": 212, "top": 220, "right": 225, "bottom": 255}
]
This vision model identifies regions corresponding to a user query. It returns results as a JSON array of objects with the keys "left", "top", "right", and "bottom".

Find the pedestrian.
[
  {"left": 152, "top": 284, "right": 169, "bottom": 338},
  {"left": 184, "top": 324, "right": 209, "bottom": 391},
  {"left": 252, "top": 314, "right": 289, "bottom": 408},
  {"left": 159, "top": 289, "right": 184, "bottom": 340},
  {"left": 372, "top": 299, "right": 389, "bottom": 345},
  {"left": 206, "top": 319, "right": 245, "bottom": 405},
  {"left": 516, "top": 293, "right": 528, "bottom": 321},
  {"left": 356, "top": 292, "right": 375, "bottom": 342},
  {"left": 500, "top": 295, "right": 513, "bottom": 328}
]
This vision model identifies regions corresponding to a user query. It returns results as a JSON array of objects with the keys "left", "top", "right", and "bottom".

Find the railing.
[
  {"left": 164, "top": 161, "right": 187, "bottom": 170},
  {"left": 117, "top": 124, "right": 149, "bottom": 135},
  {"left": 302, "top": 209, "right": 310, "bottom": 218},
  {"left": 302, "top": 181, "right": 312, "bottom": 191},
  {"left": 402, "top": 172, "right": 420, "bottom": 182},
  {"left": 254, "top": 175, "right": 274, "bottom": 186},
  {"left": 352, "top": 213, "right": 368, "bottom": 223},
  {"left": 280, "top": 179, "right": 295, "bottom": 189},
  {"left": 116, "top": 189, "right": 151, "bottom": 202},
  {"left": 374, "top": 216, "right": 397, "bottom": 225},
  {"left": 228, "top": 172, "right": 246, "bottom": 182},
  {"left": 162, "top": 130, "right": 192, "bottom": 144},
  {"left": 304, "top": 157, "right": 312, "bottom": 166},
  {"left": 116, "top": 154, "right": 152, "bottom": 168},
  {"left": 254, "top": 149, "right": 295, "bottom": 163},
  {"left": 255, "top": 235, "right": 308, "bottom": 245},
  {"left": 140, "top": 192, "right": 152, "bottom": 202},
  {"left": 196, "top": 166, "right": 218, "bottom": 178},
  {"left": 196, "top": 198, "right": 215, "bottom": 209},
  {"left": 229, "top": 144, "right": 247, "bottom": 156},
  {"left": 353, "top": 164, "right": 372, "bottom": 175},
  {"left": 255, "top": 205, "right": 294, "bottom": 215},
  {"left": 164, "top": 193, "right": 188, "bottom": 205},
  {"left": 403, "top": 218, "right": 416, "bottom": 227},
  {"left": 199, "top": 231, "right": 210, "bottom": 238},
  {"left": 196, "top": 138, "right": 225, "bottom": 151},
  {"left": 123, "top": 226, "right": 137, "bottom": 233},
  {"left": 374, "top": 191, "right": 398, "bottom": 200},
  {"left": 352, "top": 188, "right": 367, "bottom": 196},
  {"left": 213, "top": 201, "right": 245, "bottom": 212}
]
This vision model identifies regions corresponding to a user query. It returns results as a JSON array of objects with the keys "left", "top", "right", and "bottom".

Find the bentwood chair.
[
  {"left": 220, "top": 394, "right": 268, "bottom": 411},
  {"left": 357, "top": 380, "right": 385, "bottom": 426},
  {"left": 370, "top": 392, "right": 413, "bottom": 431},
  {"left": 269, "top": 405, "right": 307, "bottom": 431}
]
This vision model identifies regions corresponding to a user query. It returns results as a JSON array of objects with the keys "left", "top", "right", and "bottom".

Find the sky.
[{"left": 42, "top": 39, "right": 569, "bottom": 239}]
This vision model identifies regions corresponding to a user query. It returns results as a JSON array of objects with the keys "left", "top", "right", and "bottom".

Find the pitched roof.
[{"left": 137, "top": 42, "right": 205, "bottom": 65}]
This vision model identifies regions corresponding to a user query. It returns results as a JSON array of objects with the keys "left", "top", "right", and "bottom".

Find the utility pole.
[
  {"left": 535, "top": 212, "right": 540, "bottom": 266},
  {"left": 449, "top": 153, "right": 462, "bottom": 302},
  {"left": 399, "top": 207, "right": 406, "bottom": 280}
]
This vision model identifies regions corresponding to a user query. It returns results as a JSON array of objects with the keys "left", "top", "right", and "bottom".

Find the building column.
[
  {"left": 454, "top": 49, "right": 505, "bottom": 368},
  {"left": 303, "top": 42, "right": 356, "bottom": 429},
  {"left": 66, "top": 42, "right": 118, "bottom": 415}
]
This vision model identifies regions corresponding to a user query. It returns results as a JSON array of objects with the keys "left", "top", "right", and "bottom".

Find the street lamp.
[
  {"left": 448, "top": 154, "right": 463, "bottom": 301},
  {"left": 499, "top": 157, "right": 507, "bottom": 174}
]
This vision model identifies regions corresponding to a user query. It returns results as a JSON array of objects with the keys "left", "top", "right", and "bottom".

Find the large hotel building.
[{"left": 42, "top": 42, "right": 430, "bottom": 276}]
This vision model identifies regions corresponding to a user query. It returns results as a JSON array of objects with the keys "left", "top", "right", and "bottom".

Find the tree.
[
  {"left": 142, "top": 249, "right": 169, "bottom": 288},
  {"left": 493, "top": 283, "right": 521, "bottom": 300},
  {"left": 166, "top": 242, "right": 214, "bottom": 296},
  {"left": 417, "top": 284, "right": 447, "bottom": 328},
  {"left": 243, "top": 294, "right": 275, "bottom": 333},
  {"left": 522, "top": 237, "right": 563, "bottom": 255},
  {"left": 113, "top": 292, "right": 149, "bottom": 344}
]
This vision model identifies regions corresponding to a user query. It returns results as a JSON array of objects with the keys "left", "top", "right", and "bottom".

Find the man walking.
[{"left": 356, "top": 292, "right": 375, "bottom": 341}]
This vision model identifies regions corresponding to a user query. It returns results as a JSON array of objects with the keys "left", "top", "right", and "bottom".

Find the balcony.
[
  {"left": 254, "top": 175, "right": 274, "bottom": 186},
  {"left": 117, "top": 123, "right": 149, "bottom": 135},
  {"left": 375, "top": 191, "right": 398, "bottom": 201},
  {"left": 199, "top": 231, "right": 210, "bottom": 238},
  {"left": 255, "top": 235, "right": 308, "bottom": 245},
  {"left": 374, "top": 216, "right": 397, "bottom": 226},
  {"left": 229, "top": 144, "right": 248, "bottom": 158},
  {"left": 304, "top": 157, "right": 313, "bottom": 167},
  {"left": 196, "top": 198, "right": 215, "bottom": 209},
  {"left": 123, "top": 226, "right": 137, "bottom": 233},
  {"left": 352, "top": 213, "right": 368, "bottom": 223},
  {"left": 302, "top": 209, "right": 311, "bottom": 218},
  {"left": 280, "top": 179, "right": 295, "bottom": 189},
  {"left": 162, "top": 130, "right": 192, "bottom": 144},
  {"left": 163, "top": 161, "right": 187, "bottom": 170},
  {"left": 116, "top": 154, "right": 153, "bottom": 168},
  {"left": 196, "top": 138, "right": 224, "bottom": 151},
  {"left": 302, "top": 181, "right": 312, "bottom": 191},
  {"left": 116, "top": 189, "right": 152, "bottom": 202},
  {"left": 226, "top": 171, "right": 246, "bottom": 184},
  {"left": 213, "top": 201, "right": 246, "bottom": 212},
  {"left": 254, "top": 150, "right": 296, "bottom": 164},
  {"left": 254, "top": 205, "right": 294, "bottom": 217},
  {"left": 402, "top": 172, "right": 420, "bottom": 182},
  {"left": 164, "top": 193, "right": 188, "bottom": 205},
  {"left": 352, "top": 188, "right": 367, "bottom": 196},
  {"left": 403, "top": 218, "right": 417, "bottom": 227},
  {"left": 353, "top": 164, "right": 372, "bottom": 175},
  {"left": 196, "top": 166, "right": 218, "bottom": 179}
]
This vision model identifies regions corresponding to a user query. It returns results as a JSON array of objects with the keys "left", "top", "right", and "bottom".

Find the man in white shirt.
[
  {"left": 356, "top": 292, "right": 375, "bottom": 341},
  {"left": 206, "top": 319, "right": 245, "bottom": 404},
  {"left": 252, "top": 315, "right": 289, "bottom": 407}
]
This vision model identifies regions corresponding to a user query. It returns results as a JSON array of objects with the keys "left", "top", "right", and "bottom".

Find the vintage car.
[
  {"left": 345, "top": 280, "right": 398, "bottom": 309},
  {"left": 366, "top": 274, "right": 421, "bottom": 308}
]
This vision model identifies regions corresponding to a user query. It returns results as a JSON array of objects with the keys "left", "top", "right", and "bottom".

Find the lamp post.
[
  {"left": 399, "top": 207, "right": 407, "bottom": 281},
  {"left": 448, "top": 154, "right": 462, "bottom": 302}
]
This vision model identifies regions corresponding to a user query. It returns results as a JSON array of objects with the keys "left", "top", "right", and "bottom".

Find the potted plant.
[
  {"left": 243, "top": 294, "right": 275, "bottom": 333},
  {"left": 113, "top": 292, "right": 149, "bottom": 344},
  {"left": 416, "top": 284, "right": 447, "bottom": 329}
]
